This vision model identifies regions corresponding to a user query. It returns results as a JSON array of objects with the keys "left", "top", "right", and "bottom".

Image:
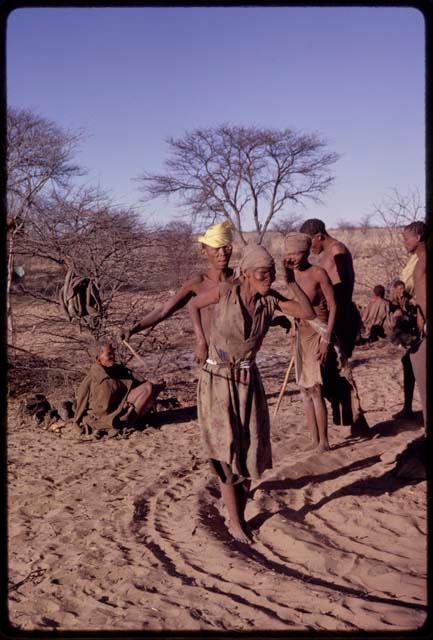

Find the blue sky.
[{"left": 7, "top": 6, "right": 425, "bottom": 229}]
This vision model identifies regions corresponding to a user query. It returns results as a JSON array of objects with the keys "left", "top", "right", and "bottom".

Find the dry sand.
[{"left": 7, "top": 334, "right": 427, "bottom": 633}]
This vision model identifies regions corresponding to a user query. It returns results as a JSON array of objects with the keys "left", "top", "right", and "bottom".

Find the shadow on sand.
[
  {"left": 146, "top": 404, "right": 198, "bottom": 427},
  {"left": 249, "top": 436, "right": 426, "bottom": 534}
]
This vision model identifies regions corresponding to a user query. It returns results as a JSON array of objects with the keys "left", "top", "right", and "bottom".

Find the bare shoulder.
[
  {"left": 310, "top": 265, "right": 329, "bottom": 280},
  {"left": 330, "top": 240, "right": 349, "bottom": 255},
  {"left": 414, "top": 253, "right": 426, "bottom": 275},
  {"left": 182, "top": 272, "right": 206, "bottom": 293}
]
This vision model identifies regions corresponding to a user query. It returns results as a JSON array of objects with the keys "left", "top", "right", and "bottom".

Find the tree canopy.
[{"left": 138, "top": 124, "right": 339, "bottom": 244}]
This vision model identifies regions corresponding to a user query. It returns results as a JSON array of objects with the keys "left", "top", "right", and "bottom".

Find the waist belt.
[{"left": 205, "top": 358, "right": 254, "bottom": 370}]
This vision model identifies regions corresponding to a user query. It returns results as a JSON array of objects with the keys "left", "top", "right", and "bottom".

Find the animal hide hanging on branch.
[{"left": 59, "top": 269, "right": 102, "bottom": 330}]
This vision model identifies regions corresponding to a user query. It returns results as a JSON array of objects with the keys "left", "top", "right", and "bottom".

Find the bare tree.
[
  {"left": 354, "top": 188, "right": 425, "bottom": 291},
  {"left": 7, "top": 107, "right": 83, "bottom": 344},
  {"left": 137, "top": 124, "right": 339, "bottom": 245},
  {"left": 271, "top": 211, "right": 305, "bottom": 236},
  {"left": 336, "top": 218, "right": 357, "bottom": 231},
  {"left": 150, "top": 221, "right": 199, "bottom": 289},
  {"left": 12, "top": 187, "right": 171, "bottom": 384},
  {"left": 358, "top": 212, "right": 375, "bottom": 235}
]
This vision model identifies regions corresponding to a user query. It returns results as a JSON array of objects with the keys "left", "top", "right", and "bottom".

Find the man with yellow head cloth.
[{"left": 120, "top": 220, "right": 236, "bottom": 343}]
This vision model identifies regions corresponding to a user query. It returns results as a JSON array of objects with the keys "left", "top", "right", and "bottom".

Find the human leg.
[
  {"left": 236, "top": 480, "right": 252, "bottom": 524},
  {"left": 311, "top": 386, "right": 330, "bottom": 451},
  {"left": 219, "top": 480, "right": 252, "bottom": 544},
  {"left": 393, "top": 352, "right": 415, "bottom": 419},
  {"left": 125, "top": 381, "right": 163, "bottom": 422},
  {"left": 410, "top": 338, "right": 427, "bottom": 427},
  {"left": 301, "top": 389, "right": 319, "bottom": 447}
]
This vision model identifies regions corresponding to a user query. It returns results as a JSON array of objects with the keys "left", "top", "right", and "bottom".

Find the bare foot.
[
  {"left": 315, "top": 441, "right": 330, "bottom": 453},
  {"left": 227, "top": 521, "right": 252, "bottom": 544}
]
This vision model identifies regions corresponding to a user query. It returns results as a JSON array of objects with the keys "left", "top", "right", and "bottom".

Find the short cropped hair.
[
  {"left": 92, "top": 340, "right": 113, "bottom": 358},
  {"left": 404, "top": 220, "right": 428, "bottom": 241},
  {"left": 299, "top": 218, "right": 327, "bottom": 236},
  {"left": 373, "top": 285, "right": 385, "bottom": 298}
]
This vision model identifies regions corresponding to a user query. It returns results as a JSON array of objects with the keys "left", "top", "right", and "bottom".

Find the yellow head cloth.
[
  {"left": 400, "top": 253, "right": 418, "bottom": 296},
  {"left": 197, "top": 220, "right": 233, "bottom": 248},
  {"left": 284, "top": 232, "right": 311, "bottom": 254}
]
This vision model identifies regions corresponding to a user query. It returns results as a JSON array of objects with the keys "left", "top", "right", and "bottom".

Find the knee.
[
  {"left": 136, "top": 381, "right": 153, "bottom": 397},
  {"left": 143, "top": 381, "right": 153, "bottom": 395}
]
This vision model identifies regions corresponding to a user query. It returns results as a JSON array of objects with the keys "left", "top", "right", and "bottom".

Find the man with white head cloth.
[{"left": 189, "top": 243, "right": 315, "bottom": 544}]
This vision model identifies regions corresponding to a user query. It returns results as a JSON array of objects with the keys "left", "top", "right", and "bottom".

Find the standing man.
[
  {"left": 299, "top": 218, "right": 369, "bottom": 436},
  {"left": 283, "top": 232, "right": 367, "bottom": 446},
  {"left": 299, "top": 218, "right": 360, "bottom": 358},
  {"left": 402, "top": 221, "right": 427, "bottom": 427},
  {"left": 282, "top": 233, "right": 335, "bottom": 451},
  {"left": 120, "top": 221, "right": 236, "bottom": 343}
]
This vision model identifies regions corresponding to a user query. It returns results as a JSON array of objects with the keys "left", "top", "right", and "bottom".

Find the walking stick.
[
  {"left": 122, "top": 339, "right": 148, "bottom": 368},
  {"left": 273, "top": 354, "right": 295, "bottom": 417}
]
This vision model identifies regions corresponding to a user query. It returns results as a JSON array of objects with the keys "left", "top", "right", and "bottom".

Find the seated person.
[
  {"left": 389, "top": 279, "right": 413, "bottom": 314},
  {"left": 388, "top": 280, "right": 418, "bottom": 348},
  {"left": 359, "top": 285, "right": 389, "bottom": 343},
  {"left": 74, "top": 342, "right": 163, "bottom": 435}
]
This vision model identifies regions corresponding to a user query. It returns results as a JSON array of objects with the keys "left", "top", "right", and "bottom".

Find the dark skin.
[
  {"left": 403, "top": 229, "right": 426, "bottom": 334},
  {"left": 97, "top": 344, "right": 160, "bottom": 424},
  {"left": 283, "top": 251, "right": 337, "bottom": 452},
  {"left": 120, "top": 244, "right": 235, "bottom": 343},
  {"left": 309, "top": 231, "right": 355, "bottom": 303},
  {"left": 189, "top": 265, "right": 315, "bottom": 543}
]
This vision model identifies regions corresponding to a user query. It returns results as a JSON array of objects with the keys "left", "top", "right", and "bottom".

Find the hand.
[
  {"left": 319, "top": 337, "right": 330, "bottom": 364},
  {"left": 282, "top": 258, "right": 295, "bottom": 283},
  {"left": 119, "top": 326, "right": 132, "bottom": 342},
  {"left": 393, "top": 309, "right": 402, "bottom": 318},
  {"left": 194, "top": 340, "right": 208, "bottom": 365}
]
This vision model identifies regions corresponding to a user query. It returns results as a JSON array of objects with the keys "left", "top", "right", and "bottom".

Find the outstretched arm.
[
  {"left": 188, "top": 286, "right": 221, "bottom": 364},
  {"left": 121, "top": 276, "right": 201, "bottom": 340}
]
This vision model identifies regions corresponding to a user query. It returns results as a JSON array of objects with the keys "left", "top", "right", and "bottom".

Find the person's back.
[
  {"left": 300, "top": 218, "right": 359, "bottom": 357},
  {"left": 361, "top": 285, "right": 389, "bottom": 341}
]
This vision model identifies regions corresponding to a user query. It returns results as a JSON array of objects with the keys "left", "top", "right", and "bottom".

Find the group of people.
[{"left": 73, "top": 218, "right": 427, "bottom": 543}]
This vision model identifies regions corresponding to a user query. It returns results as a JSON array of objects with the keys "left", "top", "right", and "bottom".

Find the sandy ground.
[{"left": 7, "top": 336, "right": 427, "bottom": 633}]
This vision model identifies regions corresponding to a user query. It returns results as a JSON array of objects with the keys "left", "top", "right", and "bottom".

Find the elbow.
[{"left": 298, "top": 307, "right": 316, "bottom": 320}]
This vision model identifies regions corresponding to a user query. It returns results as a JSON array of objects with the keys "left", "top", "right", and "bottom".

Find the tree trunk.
[{"left": 7, "top": 232, "right": 16, "bottom": 350}]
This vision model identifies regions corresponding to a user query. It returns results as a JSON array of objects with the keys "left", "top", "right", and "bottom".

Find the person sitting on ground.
[
  {"left": 359, "top": 285, "right": 390, "bottom": 344},
  {"left": 74, "top": 342, "right": 163, "bottom": 437},
  {"left": 389, "top": 279, "right": 414, "bottom": 316}
]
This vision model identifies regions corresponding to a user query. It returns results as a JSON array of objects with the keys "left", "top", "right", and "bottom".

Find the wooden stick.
[
  {"left": 273, "top": 354, "right": 295, "bottom": 417},
  {"left": 122, "top": 339, "right": 148, "bottom": 368}
]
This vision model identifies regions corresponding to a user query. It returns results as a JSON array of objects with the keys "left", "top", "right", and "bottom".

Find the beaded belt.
[{"left": 205, "top": 358, "right": 254, "bottom": 370}]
